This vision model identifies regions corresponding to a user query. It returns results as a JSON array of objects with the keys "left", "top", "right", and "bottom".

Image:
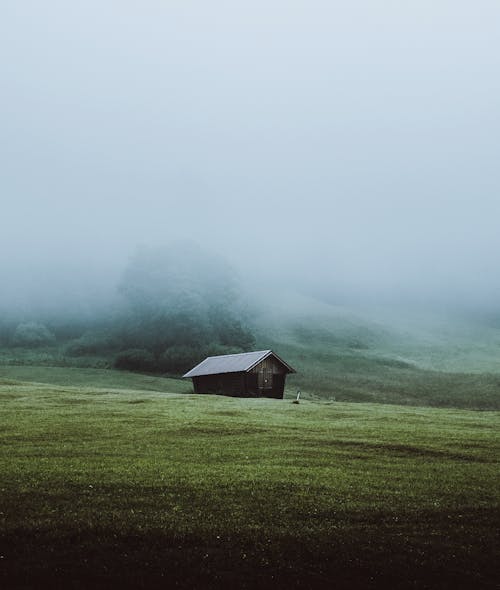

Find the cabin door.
[{"left": 258, "top": 368, "right": 273, "bottom": 389}]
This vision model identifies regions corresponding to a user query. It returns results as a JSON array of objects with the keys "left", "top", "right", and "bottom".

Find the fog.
[{"left": 2, "top": 1, "right": 500, "bottom": 314}]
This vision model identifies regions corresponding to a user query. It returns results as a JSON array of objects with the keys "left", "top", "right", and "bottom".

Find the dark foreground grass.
[{"left": 0, "top": 379, "right": 499, "bottom": 589}]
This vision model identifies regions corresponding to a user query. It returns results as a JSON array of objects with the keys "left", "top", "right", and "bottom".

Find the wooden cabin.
[{"left": 183, "top": 350, "right": 296, "bottom": 399}]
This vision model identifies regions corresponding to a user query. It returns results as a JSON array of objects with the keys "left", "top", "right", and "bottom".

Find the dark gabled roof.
[{"left": 183, "top": 350, "right": 295, "bottom": 378}]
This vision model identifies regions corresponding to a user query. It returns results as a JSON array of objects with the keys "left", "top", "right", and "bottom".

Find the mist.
[{"left": 2, "top": 1, "right": 500, "bottom": 314}]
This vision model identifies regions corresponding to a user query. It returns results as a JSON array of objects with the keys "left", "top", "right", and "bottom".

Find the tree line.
[{"left": 0, "top": 242, "right": 255, "bottom": 375}]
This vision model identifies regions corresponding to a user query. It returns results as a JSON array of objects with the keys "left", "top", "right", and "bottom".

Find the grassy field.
[
  {"left": 0, "top": 364, "right": 192, "bottom": 394},
  {"left": 1, "top": 370, "right": 499, "bottom": 589},
  {"left": 2, "top": 337, "right": 500, "bottom": 411}
]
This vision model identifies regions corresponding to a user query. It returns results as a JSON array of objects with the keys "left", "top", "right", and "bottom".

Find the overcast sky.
[{"left": 1, "top": 1, "right": 499, "bottom": 310}]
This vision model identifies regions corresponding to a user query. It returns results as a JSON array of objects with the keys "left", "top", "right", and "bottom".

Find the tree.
[
  {"left": 12, "top": 322, "right": 55, "bottom": 347},
  {"left": 115, "top": 241, "right": 254, "bottom": 372}
]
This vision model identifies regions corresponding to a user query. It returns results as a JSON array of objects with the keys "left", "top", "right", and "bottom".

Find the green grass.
[{"left": 0, "top": 375, "right": 499, "bottom": 589}]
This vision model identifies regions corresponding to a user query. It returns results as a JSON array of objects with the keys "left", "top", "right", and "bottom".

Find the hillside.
[{"left": 251, "top": 293, "right": 500, "bottom": 409}]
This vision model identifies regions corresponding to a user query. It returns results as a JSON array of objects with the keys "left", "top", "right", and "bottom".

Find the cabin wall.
[
  {"left": 250, "top": 357, "right": 286, "bottom": 375},
  {"left": 192, "top": 370, "right": 287, "bottom": 399},
  {"left": 192, "top": 373, "right": 247, "bottom": 396},
  {"left": 246, "top": 372, "right": 285, "bottom": 398},
  {"left": 248, "top": 357, "right": 287, "bottom": 398}
]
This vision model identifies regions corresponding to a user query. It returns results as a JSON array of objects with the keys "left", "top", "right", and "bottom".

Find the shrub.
[
  {"left": 64, "top": 332, "right": 117, "bottom": 356},
  {"left": 113, "top": 349, "right": 156, "bottom": 372},
  {"left": 159, "top": 345, "right": 202, "bottom": 374},
  {"left": 159, "top": 344, "right": 246, "bottom": 375},
  {"left": 12, "top": 322, "right": 55, "bottom": 347}
]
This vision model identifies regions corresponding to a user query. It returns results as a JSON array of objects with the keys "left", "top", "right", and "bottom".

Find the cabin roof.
[{"left": 183, "top": 350, "right": 295, "bottom": 378}]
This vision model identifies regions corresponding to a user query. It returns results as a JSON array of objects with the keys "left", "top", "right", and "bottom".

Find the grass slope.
[
  {"left": 251, "top": 296, "right": 500, "bottom": 409},
  {"left": 0, "top": 364, "right": 190, "bottom": 394},
  {"left": 0, "top": 377, "right": 499, "bottom": 589}
]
